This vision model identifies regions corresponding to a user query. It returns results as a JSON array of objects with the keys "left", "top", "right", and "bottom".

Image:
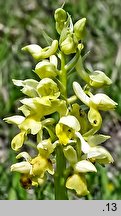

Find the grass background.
[{"left": 0, "top": 0, "right": 121, "bottom": 199}]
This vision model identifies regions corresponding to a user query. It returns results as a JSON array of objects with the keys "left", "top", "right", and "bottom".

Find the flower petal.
[
  {"left": 74, "top": 160, "right": 97, "bottom": 173},
  {"left": 19, "top": 117, "right": 42, "bottom": 135},
  {"left": 22, "top": 44, "right": 42, "bottom": 60},
  {"left": 11, "top": 161, "right": 31, "bottom": 174},
  {"left": 87, "top": 146, "right": 114, "bottom": 164},
  {"left": 89, "top": 70, "right": 112, "bottom": 88},
  {"left": 4, "top": 115, "right": 25, "bottom": 125},
  {"left": 11, "top": 131, "right": 26, "bottom": 151},
  {"left": 87, "top": 134, "right": 111, "bottom": 146},
  {"left": 75, "top": 132, "right": 90, "bottom": 153},
  {"left": 90, "top": 93, "right": 117, "bottom": 111},
  {"left": 73, "top": 82, "right": 90, "bottom": 106},
  {"left": 63, "top": 145, "right": 78, "bottom": 164},
  {"left": 59, "top": 115, "right": 80, "bottom": 131},
  {"left": 16, "top": 152, "right": 32, "bottom": 162}
]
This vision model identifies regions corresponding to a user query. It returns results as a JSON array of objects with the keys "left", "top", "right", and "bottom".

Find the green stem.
[
  {"left": 67, "top": 95, "right": 77, "bottom": 104},
  {"left": 54, "top": 51, "right": 68, "bottom": 200},
  {"left": 59, "top": 52, "right": 67, "bottom": 98},
  {"left": 54, "top": 145, "right": 68, "bottom": 200}
]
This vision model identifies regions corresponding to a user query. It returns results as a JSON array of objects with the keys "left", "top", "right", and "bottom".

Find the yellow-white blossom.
[{"left": 56, "top": 115, "right": 80, "bottom": 145}]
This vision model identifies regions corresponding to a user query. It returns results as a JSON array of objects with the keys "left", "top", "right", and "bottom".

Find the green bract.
[{"left": 4, "top": 6, "right": 117, "bottom": 199}]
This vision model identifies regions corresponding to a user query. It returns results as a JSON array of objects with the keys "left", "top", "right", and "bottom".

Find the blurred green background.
[{"left": 0, "top": 0, "right": 121, "bottom": 200}]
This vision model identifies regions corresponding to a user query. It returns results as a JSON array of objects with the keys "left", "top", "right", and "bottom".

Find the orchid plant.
[{"left": 4, "top": 7, "right": 117, "bottom": 200}]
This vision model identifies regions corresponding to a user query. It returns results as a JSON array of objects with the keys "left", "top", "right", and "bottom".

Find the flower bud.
[
  {"left": 60, "top": 34, "right": 78, "bottom": 55},
  {"left": 35, "top": 60, "right": 57, "bottom": 79},
  {"left": 74, "top": 18, "right": 86, "bottom": 41},
  {"left": 54, "top": 8, "right": 67, "bottom": 23},
  {"left": 89, "top": 70, "right": 112, "bottom": 88}
]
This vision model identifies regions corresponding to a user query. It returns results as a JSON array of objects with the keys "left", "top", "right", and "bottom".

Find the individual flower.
[
  {"left": 73, "top": 81, "right": 117, "bottom": 111},
  {"left": 54, "top": 8, "right": 67, "bottom": 34},
  {"left": 11, "top": 151, "right": 54, "bottom": 187},
  {"left": 12, "top": 79, "right": 39, "bottom": 97},
  {"left": 4, "top": 114, "right": 42, "bottom": 151},
  {"left": 84, "top": 146, "right": 114, "bottom": 164},
  {"left": 75, "top": 131, "right": 113, "bottom": 165},
  {"left": 89, "top": 93, "right": 118, "bottom": 111},
  {"left": 37, "top": 78, "right": 60, "bottom": 99},
  {"left": 56, "top": 115, "right": 80, "bottom": 145},
  {"left": 89, "top": 70, "right": 112, "bottom": 88},
  {"left": 35, "top": 60, "right": 58, "bottom": 79},
  {"left": 54, "top": 8, "right": 67, "bottom": 23},
  {"left": 22, "top": 40, "right": 58, "bottom": 60}
]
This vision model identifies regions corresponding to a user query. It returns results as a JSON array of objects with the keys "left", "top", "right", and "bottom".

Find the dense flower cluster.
[{"left": 4, "top": 7, "right": 117, "bottom": 197}]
